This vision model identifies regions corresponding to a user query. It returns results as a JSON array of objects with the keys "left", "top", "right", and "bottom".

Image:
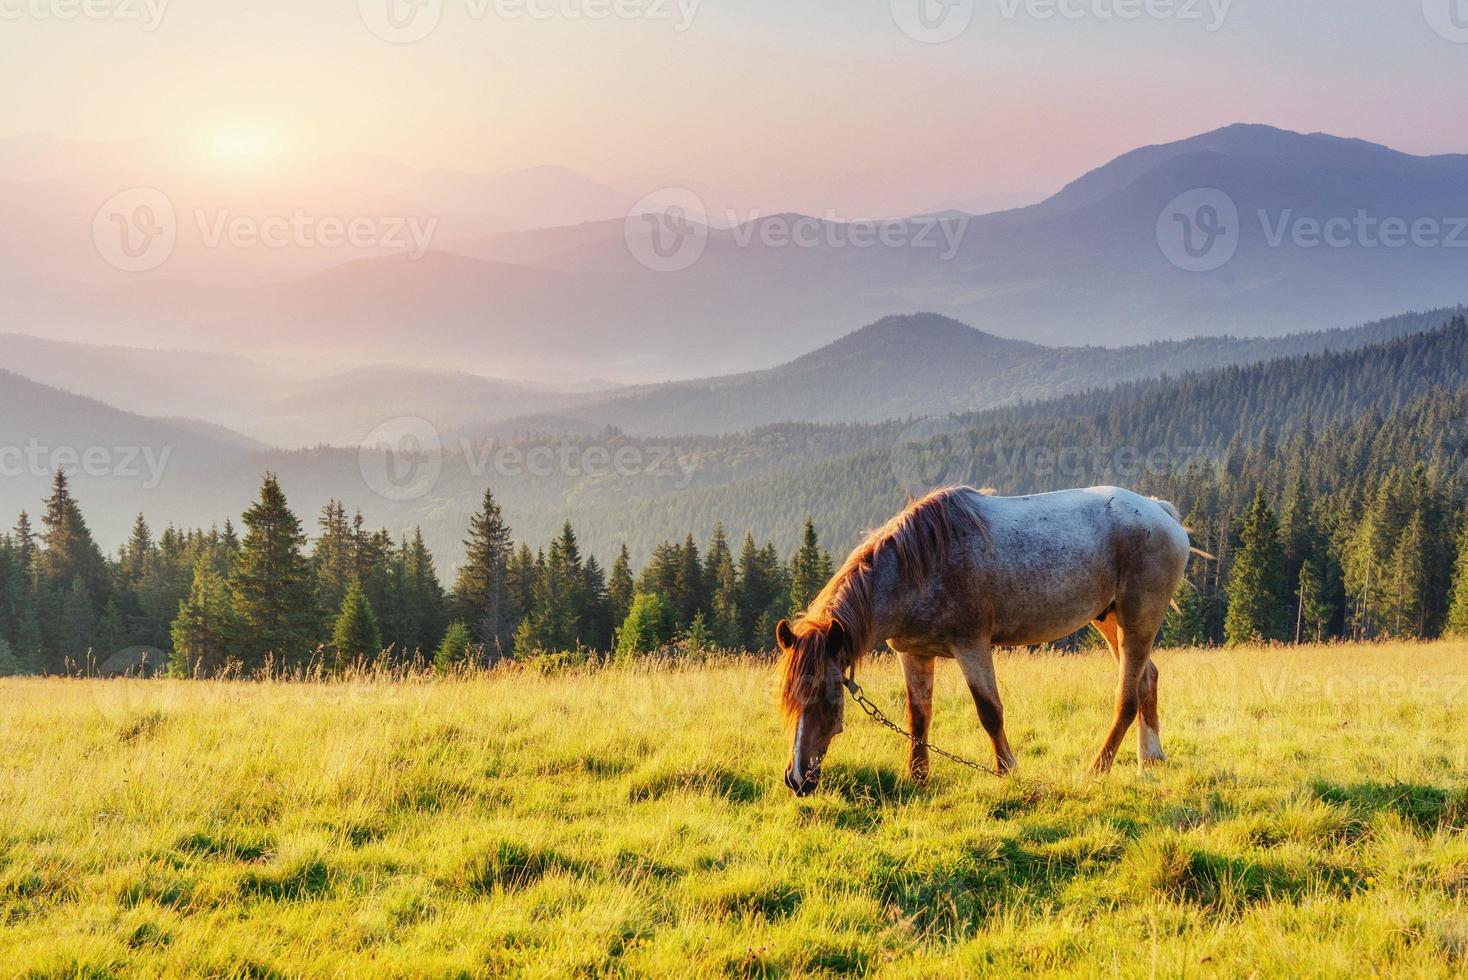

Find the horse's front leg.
[
  {"left": 955, "top": 643, "right": 1017, "bottom": 775},
  {"left": 896, "top": 650, "right": 935, "bottom": 782}
]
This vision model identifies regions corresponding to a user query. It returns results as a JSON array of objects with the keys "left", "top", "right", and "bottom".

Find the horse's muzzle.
[{"left": 784, "top": 766, "right": 819, "bottom": 796}]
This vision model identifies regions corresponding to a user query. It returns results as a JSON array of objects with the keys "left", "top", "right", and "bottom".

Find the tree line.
[
  {"left": 0, "top": 472, "right": 837, "bottom": 676},
  {"left": 4, "top": 317, "right": 1468, "bottom": 673}
]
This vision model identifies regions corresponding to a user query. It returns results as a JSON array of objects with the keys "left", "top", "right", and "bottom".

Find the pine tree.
[
  {"left": 617, "top": 593, "right": 675, "bottom": 658},
  {"left": 508, "top": 544, "right": 539, "bottom": 628},
  {"left": 170, "top": 557, "right": 240, "bottom": 676},
  {"left": 1344, "top": 480, "right": 1405, "bottom": 639},
  {"left": 12, "top": 512, "right": 36, "bottom": 576},
  {"left": 704, "top": 525, "right": 739, "bottom": 647},
  {"left": 608, "top": 544, "right": 634, "bottom": 632},
  {"left": 1224, "top": 487, "right": 1289, "bottom": 645},
  {"left": 313, "top": 500, "right": 357, "bottom": 617},
  {"left": 517, "top": 525, "right": 583, "bottom": 654},
  {"left": 1446, "top": 520, "right": 1468, "bottom": 638},
  {"left": 220, "top": 519, "right": 241, "bottom": 571},
  {"left": 0, "top": 636, "right": 20, "bottom": 677},
  {"left": 789, "top": 517, "right": 834, "bottom": 615},
  {"left": 119, "top": 514, "right": 154, "bottom": 585},
  {"left": 1279, "top": 475, "right": 1313, "bottom": 605},
  {"left": 1296, "top": 558, "right": 1330, "bottom": 643},
  {"left": 453, "top": 489, "right": 516, "bottom": 656},
  {"left": 405, "top": 529, "right": 446, "bottom": 657},
  {"left": 433, "top": 621, "right": 476, "bottom": 672},
  {"left": 675, "top": 534, "right": 705, "bottom": 628},
  {"left": 94, "top": 599, "right": 128, "bottom": 662},
  {"left": 59, "top": 578, "right": 95, "bottom": 668},
  {"left": 733, "top": 533, "right": 767, "bottom": 648},
  {"left": 756, "top": 541, "right": 792, "bottom": 651},
  {"left": 1382, "top": 513, "right": 1429, "bottom": 638},
  {"left": 36, "top": 471, "right": 109, "bottom": 601},
  {"left": 229, "top": 474, "right": 319, "bottom": 668},
  {"left": 684, "top": 611, "right": 714, "bottom": 653},
  {"left": 1162, "top": 575, "right": 1211, "bottom": 647},
  {"left": 581, "top": 554, "right": 613, "bottom": 652},
  {"left": 331, "top": 581, "right": 383, "bottom": 661}
]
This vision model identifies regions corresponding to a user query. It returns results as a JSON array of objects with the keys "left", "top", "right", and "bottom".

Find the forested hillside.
[
  {"left": 2, "top": 316, "right": 1467, "bottom": 674},
  {"left": 496, "top": 306, "right": 1465, "bottom": 436}
]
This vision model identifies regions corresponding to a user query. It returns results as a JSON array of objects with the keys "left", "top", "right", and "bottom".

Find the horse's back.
[
  {"left": 974, "top": 486, "right": 1187, "bottom": 553},
  {"left": 960, "top": 487, "right": 1189, "bottom": 644}
]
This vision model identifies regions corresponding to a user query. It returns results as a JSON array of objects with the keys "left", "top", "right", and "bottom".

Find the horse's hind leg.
[
  {"left": 955, "top": 642, "right": 1018, "bottom": 775},
  {"left": 1093, "top": 614, "right": 1165, "bottom": 767},
  {"left": 896, "top": 649, "right": 935, "bottom": 782},
  {"left": 1137, "top": 659, "right": 1165, "bottom": 766}
]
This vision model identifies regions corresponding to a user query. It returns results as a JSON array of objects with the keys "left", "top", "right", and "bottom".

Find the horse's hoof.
[
  {"left": 1140, "top": 751, "right": 1168, "bottom": 768},
  {"left": 1089, "top": 757, "right": 1114, "bottom": 775}
]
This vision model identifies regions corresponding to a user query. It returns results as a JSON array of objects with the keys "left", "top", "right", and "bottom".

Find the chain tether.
[{"left": 841, "top": 668, "right": 995, "bottom": 776}]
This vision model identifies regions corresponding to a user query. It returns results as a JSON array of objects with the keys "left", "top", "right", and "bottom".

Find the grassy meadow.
[{"left": 2, "top": 642, "right": 1466, "bottom": 977}]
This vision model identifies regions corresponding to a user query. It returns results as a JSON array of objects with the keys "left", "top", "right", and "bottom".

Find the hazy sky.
[{"left": 4, "top": 0, "right": 1466, "bottom": 215}]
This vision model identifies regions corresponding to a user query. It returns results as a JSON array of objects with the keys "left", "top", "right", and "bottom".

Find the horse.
[{"left": 777, "top": 485, "right": 1191, "bottom": 796}]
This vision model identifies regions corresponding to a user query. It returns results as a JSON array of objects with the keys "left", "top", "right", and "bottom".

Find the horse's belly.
[{"left": 985, "top": 551, "right": 1116, "bottom": 646}]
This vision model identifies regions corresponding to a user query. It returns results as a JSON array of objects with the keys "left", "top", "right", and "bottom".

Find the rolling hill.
[
  {"left": 6, "top": 309, "right": 1464, "bottom": 574},
  {"left": 8, "top": 125, "right": 1468, "bottom": 378},
  {"left": 491, "top": 306, "right": 1466, "bottom": 436}
]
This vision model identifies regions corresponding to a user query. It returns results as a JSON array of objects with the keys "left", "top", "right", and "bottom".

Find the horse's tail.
[
  {"left": 1151, "top": 497, "right": 1217, "bottom": 560},
  {"left": 1152, "top": 497, "right": 1184, "bottom": 526}
]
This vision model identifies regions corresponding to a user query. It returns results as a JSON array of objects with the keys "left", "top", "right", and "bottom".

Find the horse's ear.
[
  {"left": 775, "top": 619, "right": 797, "bottom": 649},
  {"left": 826, "top": 619, "right": 848, "bottom": 657}
]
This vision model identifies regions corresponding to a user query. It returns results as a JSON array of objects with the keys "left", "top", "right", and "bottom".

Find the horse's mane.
[{"left": 777, "top": 486, "right": 989, "bottom": 724}]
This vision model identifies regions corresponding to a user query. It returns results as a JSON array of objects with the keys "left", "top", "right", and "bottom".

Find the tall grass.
[{"left": 1, "top": 643, "right": 1466, "bottom": 976}]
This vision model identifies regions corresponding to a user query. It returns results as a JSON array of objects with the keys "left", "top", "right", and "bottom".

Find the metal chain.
[{"left": 841, "top": 673, "right": 996, "bottom": 776}]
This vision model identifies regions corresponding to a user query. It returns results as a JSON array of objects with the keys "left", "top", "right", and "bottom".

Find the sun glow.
[{"left": 205, "top": 126, "right": 279, "bottom": 171}]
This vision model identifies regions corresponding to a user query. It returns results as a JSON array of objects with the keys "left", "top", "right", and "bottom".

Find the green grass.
[{"left": 2, "top": 643, "right": 1466, "bottom": 977}]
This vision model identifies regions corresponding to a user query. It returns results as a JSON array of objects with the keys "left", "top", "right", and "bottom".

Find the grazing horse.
[{"left": 777, "top": 485, "right": 1191, "bottom": 796}]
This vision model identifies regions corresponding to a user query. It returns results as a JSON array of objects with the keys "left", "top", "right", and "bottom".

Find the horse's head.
[{"left": 776, "top": 617, "right": 851, "bottom": 796}]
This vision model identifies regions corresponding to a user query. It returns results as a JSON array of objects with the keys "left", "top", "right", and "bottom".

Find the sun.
[{"left": 204, "top": 126, "right": 278, "bottom": 171}]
